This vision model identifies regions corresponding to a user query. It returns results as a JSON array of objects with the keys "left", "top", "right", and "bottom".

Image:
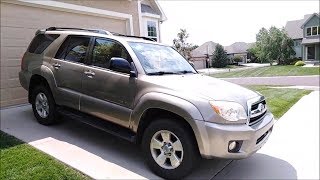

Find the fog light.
[{"left": 229, "top": 141, "right": 237, "bottom": 151}]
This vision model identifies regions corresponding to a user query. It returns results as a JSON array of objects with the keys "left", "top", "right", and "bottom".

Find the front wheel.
[{"left": 142, "top": 119, "right": 199, "bottom": 179}]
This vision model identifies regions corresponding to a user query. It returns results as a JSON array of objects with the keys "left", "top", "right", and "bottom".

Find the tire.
[
  {"left": 31, "top": 85, "right": 59, "bottom": 125},
  {"left": 142, "top": 118, "right": 200, "bottom": 179}
]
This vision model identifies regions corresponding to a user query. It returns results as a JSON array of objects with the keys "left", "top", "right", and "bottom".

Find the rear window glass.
[{"left": 28, "top": 34, "right": 59, "bottom": 54}]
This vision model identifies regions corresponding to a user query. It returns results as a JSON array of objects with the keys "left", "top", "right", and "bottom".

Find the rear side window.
[
  {"left": 55, "top": 36, "right": 90, "bottom": 63},
  {"left": 28, "top": 34, "right": 59, "bottom": 54}
]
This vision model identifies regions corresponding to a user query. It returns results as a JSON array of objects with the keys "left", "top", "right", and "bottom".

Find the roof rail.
[
  {"left": 111, "top": 32, "right": 156, "bottom": 42},
  {"left": 45, "top": 27, "right": 113, "bottom": 35}
]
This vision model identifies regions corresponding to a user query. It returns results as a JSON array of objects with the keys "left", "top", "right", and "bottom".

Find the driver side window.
[{"left": 92, "top": 38, "right": 130, "bottom": 69}]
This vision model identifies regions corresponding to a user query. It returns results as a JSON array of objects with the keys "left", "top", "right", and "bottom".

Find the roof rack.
[
  {"left": 36, "top": 27, "right": 156, "bottom": 42},
  {"left": 111, "top": 32, "right": 156, "bottom": 42},
  {"left": 45, "top": 27, "right": 113, "bottom": 35}
]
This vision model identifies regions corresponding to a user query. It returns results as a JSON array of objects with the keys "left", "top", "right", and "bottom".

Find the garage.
[{"left": 0, "top": 0, "right": 134, "bottom": 107}]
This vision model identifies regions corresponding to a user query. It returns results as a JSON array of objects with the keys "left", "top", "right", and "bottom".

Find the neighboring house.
[
  {"left": 285, "top": 13, "right": 320, "bottom": 61},
  {"left": 0, "top": 0, "right": 166, "bottom": 107},
  {"left": 190, "top": 41, "right": 253, "bottom": 69},
  {"left": 224, "top": 42, "right": 254, "bottom": 63},
  {"left": 189, "top": 41, "right": 218, "bottom": 69}
]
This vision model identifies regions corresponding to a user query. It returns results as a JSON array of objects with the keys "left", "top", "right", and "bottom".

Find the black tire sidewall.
[
  {"left": 142, "top": 119, "right": 199, "bottom": 179},
  {"left": 31, "top": 85, "right": 57, "bottom": 125}
]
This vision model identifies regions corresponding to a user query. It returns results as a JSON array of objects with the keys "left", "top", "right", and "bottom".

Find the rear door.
[
  {"left": 51, "top": 35, "right": 91, "bottom": 110},
  {"left": 80, "top": 37, "right": 137, "bottom": 127}
]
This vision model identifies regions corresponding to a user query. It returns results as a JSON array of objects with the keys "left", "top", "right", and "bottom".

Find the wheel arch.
[
  {"left": 131, "top": 92, "right": 207, "bottom": 155},
  {"left": 28, "top": 65, "right": 57, "bottom": 103}
]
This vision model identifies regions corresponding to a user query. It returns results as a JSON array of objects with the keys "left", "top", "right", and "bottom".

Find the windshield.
[{"left": 128, "top": 42, "right": 197, "bottom": 75}]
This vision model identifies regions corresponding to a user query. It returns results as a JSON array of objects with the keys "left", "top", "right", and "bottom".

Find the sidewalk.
[{"left": 215, "top": 91, "right": 319, "bottom": 179}]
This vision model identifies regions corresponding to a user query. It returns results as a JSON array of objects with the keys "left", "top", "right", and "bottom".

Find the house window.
[
  {"left": 312, "top": 27, "right": 318, "bottom": 36},
  {"left": 147, "top": 21, "right": 157, "bottom": 41},
  {"left": 306, "top": 27, "right": 311, "bottom": 36}
]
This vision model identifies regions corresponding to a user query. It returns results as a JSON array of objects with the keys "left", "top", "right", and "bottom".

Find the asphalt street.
[{"left": 221, "top": 75, "right": 320, "bottom": 86}]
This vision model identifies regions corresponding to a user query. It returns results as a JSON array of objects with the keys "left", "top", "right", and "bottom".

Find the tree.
[
  {"left": 232, "top": 55, "right": 243, "bottom": 65},
  {"left": 211, "top": 44, "right": 228, "bottom": 68},
  {"left": 173, "top": 29, "right": 197, "bottom": 60},
  {"left": 249, "top": 26, "right": 295, "bottom": 65}
]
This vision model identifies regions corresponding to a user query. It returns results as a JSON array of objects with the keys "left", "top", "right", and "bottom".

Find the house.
[
  {"left": 190, "top": 41, "right": 253, "bottom": 69},
  {"left": 285, "top": 13, "right": 320, "bottom": 61},
  {"left": 189, "top": 41, "right": 218, "bottom": 69},
  {"left": 0, "top": 0, "right": 166, "bottom": 107},
  {"left": 224, "top": 42, "right": 254, "bottom": 63}
]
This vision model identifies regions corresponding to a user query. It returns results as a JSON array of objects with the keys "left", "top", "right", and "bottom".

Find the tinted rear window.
[{"left": 28, "top": 34, "right": 59, "bottom": 54}]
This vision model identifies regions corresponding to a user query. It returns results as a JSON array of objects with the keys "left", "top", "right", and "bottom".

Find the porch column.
[{"left": 316, "top": 43, "right": 320, "bottom": 60}]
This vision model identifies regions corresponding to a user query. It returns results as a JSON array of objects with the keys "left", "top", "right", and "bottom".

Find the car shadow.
[
  {"left": 0, "top": 105, "right": 297, "bottom": 179},
  {"left": 214, "top": 153, "right": 297, "bottom": 179}
]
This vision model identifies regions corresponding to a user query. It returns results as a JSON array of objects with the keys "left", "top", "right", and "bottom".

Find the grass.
[
  {"left": 0, "top": 131, "right": 89, "bottom": 180},
  {"left": 247, "top": 86, "right": 312, "bottom": 119},
  {"left": 211, "top": 65, "right": 320, "bottom": 78}
]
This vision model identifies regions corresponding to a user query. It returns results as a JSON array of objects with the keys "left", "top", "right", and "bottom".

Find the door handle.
[
  {"left": 52, "top": 63, "right": 61, "bottom": 70},
  {"left": 84, "top": 70, "right": 95, "bottom": 78}
]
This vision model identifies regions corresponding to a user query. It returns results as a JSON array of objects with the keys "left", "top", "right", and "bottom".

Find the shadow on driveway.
[{"left": 215, "top": 153, "right": 297, "bottom": 179}]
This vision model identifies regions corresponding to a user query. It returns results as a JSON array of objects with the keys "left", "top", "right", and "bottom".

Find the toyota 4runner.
[{"left": 19, "top": 27, "right": 274, "bottom": 179}]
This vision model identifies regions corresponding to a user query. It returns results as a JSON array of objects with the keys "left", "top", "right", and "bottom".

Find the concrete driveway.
[
  {"left": 0, "top": 105, "right": 230, "bottom": 179},
  {"left": 1, "top": 91, "right": 319, "bottom": 179}
]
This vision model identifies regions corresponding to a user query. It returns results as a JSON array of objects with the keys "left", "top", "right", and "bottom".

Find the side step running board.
[{"left": 57, "top": 107, "right": 136, "bottom": 142}]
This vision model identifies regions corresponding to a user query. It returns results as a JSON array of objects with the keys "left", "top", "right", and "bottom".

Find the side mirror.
[{"left": 110, "top": 57, "right": 134, "bottom": 75}]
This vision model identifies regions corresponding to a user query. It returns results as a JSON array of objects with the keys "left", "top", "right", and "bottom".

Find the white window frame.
[
  {"left": 306, "top": 26, "right": 320, "bottom": 37},
  {"left": 143, "top": 17, "right": 159, "bottom": 42}
]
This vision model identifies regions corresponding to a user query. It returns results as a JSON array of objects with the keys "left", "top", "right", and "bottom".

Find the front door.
[
  {"left": 51, "top": 35, "right": 91, "bottom": 110},
  {"left": 80, "top": 37, "right": 137, "bottom": 127},
  {"left": 307, "top": 46, "right": 315, "bottom": 60}
]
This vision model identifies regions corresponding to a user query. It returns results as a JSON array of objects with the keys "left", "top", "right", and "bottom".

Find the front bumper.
[{"left": 200, "top": 111, "right": 274, "bottom": 159}]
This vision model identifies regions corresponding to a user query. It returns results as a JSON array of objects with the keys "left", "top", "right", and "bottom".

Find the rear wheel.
[
  {"left": 31, "top": 85, "right": 59, "bottom": 125},
  {"left": 142, "top": 119, "right": 199, "bottom": 179}
]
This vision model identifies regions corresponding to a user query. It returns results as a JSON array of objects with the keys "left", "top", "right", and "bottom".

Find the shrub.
[
  {"left": 294, "top": 60, "right": 305, "bottom": 66},
  {"left": 232, "top": 56, "right": 243, "bottom": 65},
  {"left": 282, "top": 58, "right": 301, "bottom": 65}
]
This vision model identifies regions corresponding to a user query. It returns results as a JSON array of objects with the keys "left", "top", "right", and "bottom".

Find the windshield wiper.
[
  {"left": 178, "top": 70, "right": 196, "bottom": 74},
  {"left": 147, "top": 71, "right": 179, "bottom": 75}
]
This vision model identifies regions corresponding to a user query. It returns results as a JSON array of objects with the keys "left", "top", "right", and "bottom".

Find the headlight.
[{"left": 209, "top": 101, "right": 247, "bottom": 122}]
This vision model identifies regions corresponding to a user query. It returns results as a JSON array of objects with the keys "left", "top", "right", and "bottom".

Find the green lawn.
[
  {"left": 0, "top": 131, "right": 89, "bottom": 180},
  {"left": 247, "top": 86, "right": 312, "bottom": 119},
  {"left": 211, "top": 65, "right": 320, "bottom": 78}
]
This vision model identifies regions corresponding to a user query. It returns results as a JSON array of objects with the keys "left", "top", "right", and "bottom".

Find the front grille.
[
  {"left": 249, "top": 100, "right": 267, "bottom": 126},
  {"left": 249, "top": 111, "right": 266, "bottom": 125},
  {"left": 251, "top": 100, "right": 266, "bottom": 111}
]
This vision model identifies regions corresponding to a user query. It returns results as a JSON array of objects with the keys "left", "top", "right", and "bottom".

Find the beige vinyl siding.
[{"left": 58, "top": 0, "right": 140, "bottom": 36}]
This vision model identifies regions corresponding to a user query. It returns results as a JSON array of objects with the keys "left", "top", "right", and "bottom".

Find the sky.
[{"left": 158, "top": 0, "right": 319, "bottom": 46}]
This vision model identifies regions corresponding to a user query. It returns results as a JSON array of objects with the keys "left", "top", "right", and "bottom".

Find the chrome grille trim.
[{"left": 246, "top": 96, "right": 267, "bottom": 126}]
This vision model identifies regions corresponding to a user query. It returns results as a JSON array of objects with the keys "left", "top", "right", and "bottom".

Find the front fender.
[{"left": 130, "top": 92, "right": 209, "bottom": 155}]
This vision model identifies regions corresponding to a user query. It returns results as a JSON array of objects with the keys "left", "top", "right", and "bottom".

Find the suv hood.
[{"left": 142, "top": 74, "right": 260, "bottom": 106}]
